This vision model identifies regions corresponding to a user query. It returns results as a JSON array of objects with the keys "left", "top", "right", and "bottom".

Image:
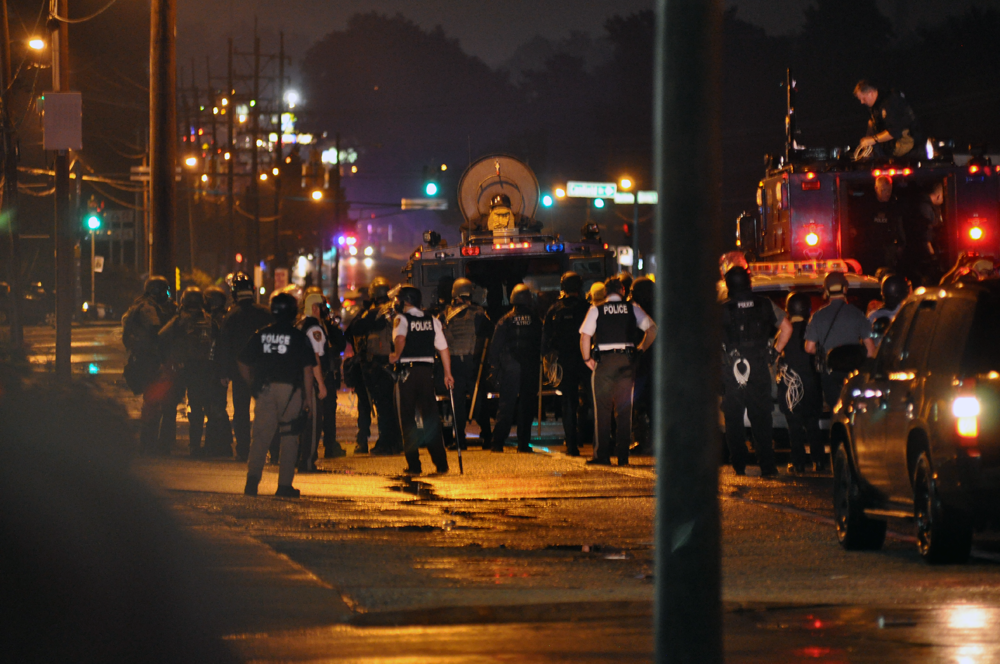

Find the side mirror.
[{"left": 827, "top": 344, "right": 869, "bottom": 373}]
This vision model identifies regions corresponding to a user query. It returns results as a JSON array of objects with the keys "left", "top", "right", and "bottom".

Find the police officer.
[
  {"left": 159, "top": 287, "right": 216, "bottom": 457},
  {"left": 579, "top": 275, "right": 657, "bottom": 466},
  {"left": 343, "top": 296, "right": 373, "bottom": 453},
  {"left": 240, "top": 293, "right": 326, "bottom": 498},
  {"left": 298, "top": 292, "right": 346, "bottom": 469},
  {"left": 778, "top": 293, "right": 825, "bottom": 474},
  {"left": 441, "top": 278, "right": 490, "bottom": 451},
  {"left": 389, "top": 286, "right": 453, "bottom": 475},
  {"left": 629, "top": 276, "right": 655, "bottom": 455},
  {"left": 542, "top": 272, "right": 590, "bottom": 456},
  {"left": 488, "top": 284, "right": 542, "bottom": 453},
  {"left": 352, "top": 277, "right": 403, "bottom": 455},
  {"left": 320, "top": 296, "right": 348, "bottom": 459},
  {"left": 720, "top": 266, "right": 791, "bottom": 477},
  {"left": 219, "top": 273, "right": 274, "bottom": 461},
  {"left": 868, "top": 274, "right": 909, "bottom": 348},
  {"left": 203, "top": 286, "right": 234, "bottom": 457},
  {"left": 124, "top": 275, "right": 178, "bottom": 455},
  {"left": 854, "top": 80, "right": 923, "bottom": 160}
]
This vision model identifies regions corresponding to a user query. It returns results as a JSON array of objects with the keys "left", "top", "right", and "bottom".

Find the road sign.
[
  {"left": 42, "top": 92, "right": 83, "bottom": 151},
  {"left": 401, "top": 198, "right": 448, "bottom": 210},
  {"left": 614, "top": 192, "right": 635, "bottom": 205},
  {"left": 637, "top": 190, "right": 659, "bottom": 205},
  {"left": 93, "top": 256, "right": 104, "bottom": 273},
  {"left": 567, "top": 181, "right": 617, "bottom": 198}
]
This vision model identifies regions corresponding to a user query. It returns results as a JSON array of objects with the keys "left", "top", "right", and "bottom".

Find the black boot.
[
  {"left": 244, "top": 474, "right": 261, "bottom": 496},
  {"left": 275, "top": 485, "right": 300, "bottom": 498}
]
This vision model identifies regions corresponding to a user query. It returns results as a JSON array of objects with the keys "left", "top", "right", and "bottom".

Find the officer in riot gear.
[
  {"left": 202, "top": 286, "right": 234, "bottom": 457},
  {"left": 868, "top": 274, "right": 909, "bottom": 324},
  {"left": 720, "top": 266, "right": 791, "bottom": 477},
  {"left": 629, "top": 276, "right": 656, "bottom": 455},
  {"left": 542, "top": 272, "right": 591, "bottom": 456},
  {"left": 352, "top": 278, "right": 403, "bottom": 455},
  {"left": 778, "top": 293, "right": 825, "bottom": 474},
  {"left": 159, "top": 288, "right": 217, "bottom": 457},
  {"left": 579, "top": 275, "right": 657, "bottom": 466},
  {"left": 441, "top": 278, "right": 490, "bottom": 450},
  {"left": 488, "top": 284, "right": 542, "bottom": 453},
  {"left": 219, "top": 272, "right": 274, "bottom": 460},
  {"left": 124, "top": 275, "right": 179, "bottom": 455},
  {"left": 344, "top": 300, "right": 373, "bottom": 453},
  {"left": 240, "top": 293, "right": 326, "bottom": 498},
  {"left": 320, "top": 296, "right": 347, "bottom": 458},
  {"left": 854, "top": 80, "right": 923, "bottom": 160},
  {"left": 389, "top": 286, "right": 453, "bottom": 474}
]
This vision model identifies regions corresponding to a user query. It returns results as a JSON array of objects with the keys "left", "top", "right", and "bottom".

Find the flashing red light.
[
  {"left": 872, "top": 169, "right": 882, "bottom": 176},
  {"left": 969, "top": 164, "right": 981, "bottom": 174},
  {"left": 235, "top": 252, "right": 243, "bottom": 263},
  {"left": 903, "top": 168, "right": 912, "bottom": 175},
  {"left": 887, "top": 169, "right": 896, "bottom": 176},
  {"left": 603, "top": 243, "right": 609, "bottom": 250},
  {"left": 461, "top": 246, "right": 480, "bottom": 256},
  {"left": 805, "top": 172, "right": 816, "bottom": 179},
  {"left": 970, "top": 226, "right": 984, "bottom": 241},
  {"left": 805, "top": 232, "right": 820, "bottom": 246}
]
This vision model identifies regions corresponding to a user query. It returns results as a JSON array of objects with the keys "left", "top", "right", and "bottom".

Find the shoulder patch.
[{"left": 312, "top": 330, "right": 323, "bottom": 341}]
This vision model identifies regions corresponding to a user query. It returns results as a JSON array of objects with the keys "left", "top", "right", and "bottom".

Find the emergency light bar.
[
  {"left": 749, "top": 259, "right": 858, "bottom": 276},
  {"left": 493, "top": 241, "right": 532, "bottom": 250}
]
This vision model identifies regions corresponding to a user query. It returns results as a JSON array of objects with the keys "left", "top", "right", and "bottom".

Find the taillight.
[
  {"left": 952, "top": 396, "right": 981, "bottom": 441},
  {"left": 969, "top": 226, "right": 984, "bottom": 241},
  {"left": 801, "top": 179, "right": 821, "bottom": 191},
  {"left": 805, "top": 232, "right": 819, "bottom": 246},
  {"left": 969, "top": 164, "right": 981, "bottom": 174},
  {"left": 461, "top": 246, "right": 480, "bottom": 256}
]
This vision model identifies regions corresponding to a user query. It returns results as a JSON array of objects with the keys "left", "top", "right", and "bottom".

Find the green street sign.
[{"left": 567, "top": 181, "right": 617, "bottom": 199}]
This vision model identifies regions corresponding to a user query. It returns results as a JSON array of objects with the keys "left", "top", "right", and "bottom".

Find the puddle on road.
[{"left": 414, "top": 556, "right": 554, "bottom": 584}]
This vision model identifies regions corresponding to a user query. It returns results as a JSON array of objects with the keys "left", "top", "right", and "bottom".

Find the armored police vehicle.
[{"left": 403, "top": 155, "right": 616, "bottom": 320}]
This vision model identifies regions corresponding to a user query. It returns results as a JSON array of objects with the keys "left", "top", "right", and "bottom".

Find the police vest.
[
  {"left": 504, "top": 306, "right": 541, "bottom": 356},
  {"left": 176, "top": 311, "right": 214, "bottom": 364},
  {"left": 547, "top": 297, "right": 589, "bottom": 356},
  {"left": 365, "top": 303, "right": 395, "bottom": 359},
  {"left": 399, "top": 312, "right": 437, "bottom": 362},
  {"left": 445, "top": 302, "right": 481, "bottom": 357},
  {"left": 724, "top": 294, "right": 773, "bottom": 351},
  {"left": 593, "top": 300, "right": 639, "bottom": 349}
]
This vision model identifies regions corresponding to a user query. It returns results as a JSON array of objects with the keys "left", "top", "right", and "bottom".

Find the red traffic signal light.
[{"left": 623, "top": 223, "right": 633, "bottom": 240}]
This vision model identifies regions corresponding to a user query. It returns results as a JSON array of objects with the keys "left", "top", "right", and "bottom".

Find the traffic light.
[
  {"left": 421, "top": 165, "right": 439, "bottom": 197},
  {"left": 82, "top": 196, "right": 104, "bottom": 234},
  {"left": 623, "top": 222, "right": 633, "bottom": 240},
  {"left": 541, "top": 194, "right": 554, "bottom": 207},
  {"left": 85, "top": 213, "right": 102, "bottom": 231}
]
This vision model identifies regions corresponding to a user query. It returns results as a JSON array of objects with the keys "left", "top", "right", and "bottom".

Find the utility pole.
[
  {"left": 272, "top": 31, "right": 284, "bottom": 271},
  {"left": 0, "top": 0, "right": 22, "bottom": 348},
  {"left": 226, "top": 37, "right": 235, "bottom": 271},
  {"left": 149, "top": 0, "right": 176, "bottom": 283},
  {"left": 632, "top": 193, "right": 641, "bottom": 275},
  {"left": 653, "top": 0, "right": 723, "bottom": 662},
  {"left": 250, "top": 26, "right": 260, "bottom": 274},
  {"left": 51, "top": 0, "right": 72, "bottom": 377},
  {"left": 188, "top": 60, "right": 199, "bottom": 271}
]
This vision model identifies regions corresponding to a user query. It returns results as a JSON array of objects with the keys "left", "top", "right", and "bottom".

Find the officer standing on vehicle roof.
[
  {"left": 805, "top": 272, "right": 876, "bottom": 414},
  {"left": 389, "top": 286, "right": 453, "bottom": 475},
  {"left": 219, "top": 273, "right": 274, "bottom": 461},
  {"left": 778, "top": 293, "right": 826, "bottom": 474},
  {"left": 542, "top": 272, "right": 591, "bottom": 457},
  {"left": 854, "top": 80, "right": 923, "bottom": 160},
  {"left": 240, "top": 293, "right": 326, "bottom": 498},
  {"left": 441, "top": 278, "right": 490, "bottom": 451},
  {"left": 202, "top": 286, "right": 234, "bottom": 457},
  {"left": 720, "top": 266, "right": 791, "bottom": 477},
  {"left": 159, "top": 287, "right": 217, "bottom": 457},
  {"left": 352, "top": 277, "right": 403, "bottom": 455},
  {"left": 579, "top": 275, "right": 658, "bottom": 466},
  {"left": 489, "top": 284, "right": 543, "bottom": 453}
]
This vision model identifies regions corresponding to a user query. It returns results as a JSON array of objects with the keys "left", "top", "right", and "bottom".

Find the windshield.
[{"left": 961, "top": 292, "right": 1000, "bottom": 374}]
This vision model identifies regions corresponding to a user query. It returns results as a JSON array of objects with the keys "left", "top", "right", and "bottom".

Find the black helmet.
[
  {"left": 630, "top": 276, "right": 654, "bottom": 310},
  {"left": 785, "top": 292, "right": 811, "bottom": 319},
  {"left": 180, "top": 287, "right": 204, "bottom": 311},
  {"left": 491, "top": 193, "right": 512, "bottom": 209},
  {"left": 397, "top": 285, "right": 422, "bottom": 308},
  {"left": 204, "top": 286, "right": 227, "bottom": 312},
  {"left": 144, "top": 275, "right": 170, "bottom": 303},
  {"left": 270, "top": 292, "right": 298, "bottom": 322},
  {"left": 510, "top": 284, "right": 532, "bottom": 306},
  {"left": 560, "top": 271, "right": 583, "bottom": 295},
  {"left": 881, "top": 274, "right": 909, "bottom": 309},
  {"left": 231, "top": 272, "right": 254, "bottom": 301},
  {"left": 368, "top": 277, "right": 391, "bottom": 302},
  {"left": 452, "top": 278, "right": 474, "bottom": 299},
  {"left": 619, "top": 272, "right": 633, "bottom": 295},
  {"left": 824, "top": 271, "right": 849, "bottom": 296},
  {"left": 724, "top": 266, "right": 751, "bottom": 294}
]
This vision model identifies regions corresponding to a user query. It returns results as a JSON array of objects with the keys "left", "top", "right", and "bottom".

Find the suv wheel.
[
  {"left": 913, "top": 452, "right": 973, "bottom": 564},
  {"left": 833, "top": 444, "right": 886, "bottom": 550}
]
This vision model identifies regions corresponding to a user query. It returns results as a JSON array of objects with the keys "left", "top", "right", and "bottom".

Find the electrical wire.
[{"left": 49, "top": 0, "right": 120, "bottom": 24}]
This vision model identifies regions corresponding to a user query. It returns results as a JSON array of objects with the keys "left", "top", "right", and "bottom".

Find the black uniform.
[
  {"left": 542, "top": 294, "right": 591, "bottom": 455},
  {"left": 395, "top": 308, "right": 449, "bottom": 473},
  {"left": 219, "top": 300, "right": 274, "bottom": 460},
  {"left": 867, "top": 89, "right": 922, "bottom": 159},
  {"left": 159, "top": 308, "right": 217, "bottom": 456},
  {"left": 777, "top": 319, "right": 825, "bottom": 471},
  {"left": 353, "top": 300, "right": 403, "bottom": 454},
  {"left": 857, "top": 195, "right": 905, "bottom": 276},
  {"left": 488, "top": 304, "right": 542, "bottom": 452},
  {"left": 441, "top": 298, "right": 490, "bottom": 450},
  {"left": 587, "top": 297, "right": 642, "bottom": 464},
  {"left": 343, "top": 313, "right": 372, "bottom": 450},
  {"left": 322, "top": 314, "right": 347, "bottom": 458},
  {"left": 721, "top": 291, "right": 778, "bottom": 475},
  {"left": 204, "top": 305, "right": 234, "bottom": 457},
  {"left": 126, "top": 295, "right": 178, "bottom": 455}
]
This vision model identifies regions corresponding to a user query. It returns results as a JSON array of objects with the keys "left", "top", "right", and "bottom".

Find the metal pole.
[
  {"left": 273, "top": 32, "right": 284, "bottom": 271},
  {"left": 90, "top": 230, "right": 95, "bottom": 305},
  {"left": 226, "top": 38, "right": 234, "bottom": 270},
  {"left": 653, "top": 0, "right": 723, "bottom": 662},
  {"left": 0, "top": 0, "right": 23, "bottom": 348},
  {"left": 250, "top": 25, "right": 260, "bottom": 270},
  {"left": 149, "top": 0, "right": 177, "bottom": 279},
  {"left": 52, "top": 0, "right": 73, "bottom": 377},
  {"left": 189, "top": 60, "right": 199, "bottom": 272},
  {"left": 632, "top": 198, "right": 641, "bottom": 275}
]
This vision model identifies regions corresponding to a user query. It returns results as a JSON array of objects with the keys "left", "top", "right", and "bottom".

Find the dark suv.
[{"left": 831, "top": 280, "right": 1000, "bottom": 563}]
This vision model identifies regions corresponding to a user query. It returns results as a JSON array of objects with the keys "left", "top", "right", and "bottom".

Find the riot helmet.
[
  {"left": 270, "top": 292, "right": 298, "bottom": 323},
  {"left": 510, "top": 284, "right": 533, "bottom": 306},
  {"left": 452, "top": 278, "right": 475, "bottom": 300},
  {"left": 560, "top": 271, "right": 583, "bottom": 295},
  {"left": 724, "top": 266, "right": 752, "bottom": 295},
  {"left": 785, "top": 292, "right": 812, "bottom": 320},
  {"left": 303, "top": 292, "right": 325, "bottom": 317},
  {"left": 491, "top": 193, "right": 512, "bottom": 209},
  {"left": 368, "top": 277, "right": 391, "bottom": 302},
  {"left": 396, "top": 285, "right": 422, "bottom": 309},
  {"left": 231, "top": 272, "right": 254, "bottom": 301},
  {"left": 180, "top": 287, "right": 204, "bottom": 311},
  {"left": 823, "top": 271, "right": 849, "bottom": 297},
  {"left": 630, "top": 276, "right": 654, "bottom": 312},
  {"left": 144, "top": 275, "right": 170, "bottom": 303},
  {"left": 880, "top": 274, "right": 909, "bottom": 310},
  {"left": 619, "top": 272, "right": 633, "bottom": 297},
  {"left": 204, "top": 286, "right": 227, "bottom": 312}
]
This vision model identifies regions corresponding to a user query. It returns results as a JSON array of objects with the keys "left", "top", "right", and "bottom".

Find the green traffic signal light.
[
  {"left": 85, "top": 214, "right": 101, "bottom": 230},
  {"left": 425, "top": 181, "right": 439, "bottom": 197}
]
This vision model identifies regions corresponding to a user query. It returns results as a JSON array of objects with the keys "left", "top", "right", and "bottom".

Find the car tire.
[
  {"left": 913, "top": 452, "right": 973, "bottom": 564},
  {"left": 833, "top": 444, "right": 886, "bottom": 550}
]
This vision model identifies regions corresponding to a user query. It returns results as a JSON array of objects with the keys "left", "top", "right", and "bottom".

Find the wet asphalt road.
[{"left": 20, "top": 324, "right": 1000, "bottom": 662}]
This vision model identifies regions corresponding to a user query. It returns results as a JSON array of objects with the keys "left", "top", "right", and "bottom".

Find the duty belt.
[{"left": 397, "top": 358, "right": 434, "bottom": 366}]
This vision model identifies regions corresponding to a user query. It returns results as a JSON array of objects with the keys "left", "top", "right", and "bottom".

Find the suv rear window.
[
  {"left": 926, "top": 298, "right": 975, "bottom": 374},
  {"left": 961, "top": 293, "right": 1000, "bottom": 374}
]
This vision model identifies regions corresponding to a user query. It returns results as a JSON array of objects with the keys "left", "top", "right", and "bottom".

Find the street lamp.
[
  {"left": 28, "top": 38, "right": 46, "bottom": 50},
  {"left": 620, "top": 177, "right": 633, "bottom": 190},
  {"left": 184, "top": 156, "right": 197, "bottom": 167},
  {"left": 311, "top": 189, "right": 323, "bottom": 201},
  {"left": 620, "top": 176, "right": 641, "bottom": 275}
]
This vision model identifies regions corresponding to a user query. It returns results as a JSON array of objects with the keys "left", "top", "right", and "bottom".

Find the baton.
[{"left": 448, "top": 386, "right": 464, "bottom": 474}]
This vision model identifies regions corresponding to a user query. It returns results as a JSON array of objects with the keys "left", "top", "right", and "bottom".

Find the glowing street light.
[
  {"left": 555, "top": 187, "right": 566, "bottom": 198},
  {"left": 284, "top": 90, "right": 300, "bottom": 108},
  {"left": 311, "top": 190, "right": 324, "bottom": 201},
  {"left": 184, "top": 156, "right": 198, "bottom": 167},
  {"left": 28, "top": 38, "right": 46, "bottom": 50},
  {"left": 619, "top": 177, "right": 633, "bottom": 190}
]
